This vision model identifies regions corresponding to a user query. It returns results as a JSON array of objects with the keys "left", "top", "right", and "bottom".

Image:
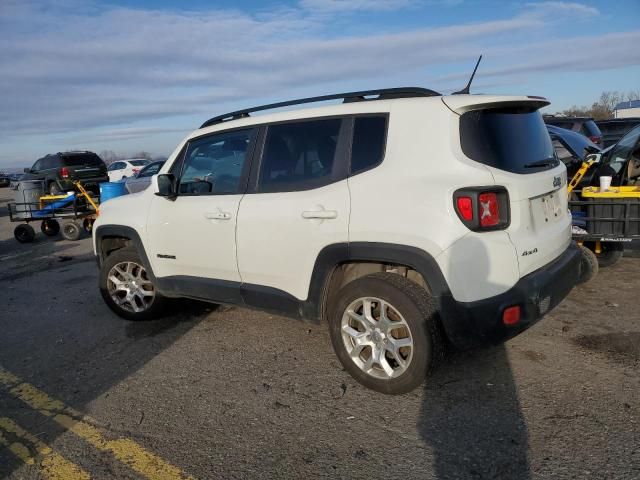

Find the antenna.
[{"left": 453, "top": 55, "right": 482, "bottom": 95}]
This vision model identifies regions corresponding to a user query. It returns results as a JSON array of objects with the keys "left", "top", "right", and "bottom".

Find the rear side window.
[
  {"left": 460, "top": 108, "right": 557, "bottom": 174},
  {"left": 63, "top": 154, "right": 103, "bottom": 166},
  {"left": 129, "top": 160, "right": 149, "bottom": 167},
  {"left": 351, "top": 116, "right": 387, "bottom": 174},
  {"left": 259, "top": 118, "right": 341, "bottom": 192}
]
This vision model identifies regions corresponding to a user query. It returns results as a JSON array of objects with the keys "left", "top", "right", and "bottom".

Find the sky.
[{"left": 0, "top": 0, "right": 639, "bottom": 168}]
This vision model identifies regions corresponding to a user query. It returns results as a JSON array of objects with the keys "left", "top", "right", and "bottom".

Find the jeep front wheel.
[
  {"left": 99, "top": 247, "right": 167, "bottom": 321},
  {"left": 328, "top": 272, "right": 443, "bottom": 394}
]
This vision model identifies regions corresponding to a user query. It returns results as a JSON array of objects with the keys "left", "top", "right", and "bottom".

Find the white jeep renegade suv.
[{"left": 93, "top": 88, "right": 581, "bottom": 394}]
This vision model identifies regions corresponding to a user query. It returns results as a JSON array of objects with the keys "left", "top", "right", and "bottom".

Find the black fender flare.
[
  {"left": 302, "top": 242, "right": 451, "bottom": 321},
  {"left": 94, "top": 225, "right": 157, "bottom": 282}
]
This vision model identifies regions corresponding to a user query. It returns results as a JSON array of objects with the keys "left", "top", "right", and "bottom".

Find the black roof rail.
[{"left": 200, "top": 87, "right": 440, "bottom": 128}]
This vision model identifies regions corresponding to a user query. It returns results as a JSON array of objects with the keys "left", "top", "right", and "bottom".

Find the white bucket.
[{"left": 599, "top": 176, "right": 612, "bottom": 192}]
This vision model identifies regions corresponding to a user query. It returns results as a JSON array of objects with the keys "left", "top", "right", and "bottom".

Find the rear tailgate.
[
  {"left": 63, "top": 154, "right": 106, "bottom": 180},
  {"left": 445, "top": 95, "right": 572, "bottom": 278}
]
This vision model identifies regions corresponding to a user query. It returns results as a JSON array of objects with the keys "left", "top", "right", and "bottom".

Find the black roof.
[
  {"left": 543, "top": 115, "right": 594, "bottom": 121},
  {"left": 200, "top": 87, "right": 440, "bottom": 129}
]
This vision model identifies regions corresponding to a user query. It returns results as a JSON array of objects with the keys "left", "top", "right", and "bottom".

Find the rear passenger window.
[
  {"left": 351, "top": 116, "right": 387, "bottom": 174},
  {"left": 259, "top": 118, "right": 341, "bottom": 192}
]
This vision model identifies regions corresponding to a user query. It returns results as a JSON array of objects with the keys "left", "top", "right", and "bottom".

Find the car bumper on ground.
[{"left": 439, "top": 242, "right": 582, "bottom": 349}]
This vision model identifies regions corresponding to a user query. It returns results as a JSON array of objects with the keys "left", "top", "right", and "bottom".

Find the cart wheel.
[
  {"left": 14, "top": 224, "right": 36, "bottom": 243},
  {"left": 82, "top": 218, "right": 94, "bottom": 233},
  {"left": 585, "top": 241, "right": 623, "bottom": 268},
  {"left": 61, "top": 221, "right": 83, "bottom": 241},
  {"left": 578, "top": 245, "right": 598, "bottom": 284},
  {"left": 41, "top": 219, "right": 60, "bottom": 237}
]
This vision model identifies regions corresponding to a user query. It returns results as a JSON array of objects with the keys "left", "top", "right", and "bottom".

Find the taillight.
[
  {"left": 478, "top": 192, "right": 499, "bottom": 227},
  {"left": 453, "top": 187, "right": 510, "bottom": 231},
  {"left": 132, "top": 168, "right": 140, "bottom": 174},
  {"left": 456, "top": 196, "right": 473, "bottom": 221},
  {"left": 588, "top": 135, "right": 601, "bottom": 144},
  {"left": 60, "top": 167, "right": 69, "bottom": 178}
]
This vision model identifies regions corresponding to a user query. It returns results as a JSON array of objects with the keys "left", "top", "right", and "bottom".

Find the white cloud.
[
  {"left": 0, "top": 0, "right": 636, "bottom": 166},
  {"left": 524, "top": 1, "right": 600, "bottom": 17},
  {"left": 299, "top": 0, "right": 417, "bottom": 13}
]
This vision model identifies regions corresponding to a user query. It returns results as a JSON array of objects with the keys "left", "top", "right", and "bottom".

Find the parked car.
[
  {"left": 0, "top": 173, "right": 10, "bottom": 188},
  {"left": 107, "top": 159, "right": 151, "bottom": 181},
  {"left": 21, "top": 151, "right": 107, "bottom": 195},
  {"left": 93, "top": 87, "right": 581, "bottom": 394},
  {"left": 124, "top": 161, "right": 165, "bottom": 194},
  {"left": 596, "top": 118, "right": 640, "bottom": 148},
  {"left": 594, "top": 124, "right": 640, "bottom": 187},
  {"left": 543, "top": 115, "right": 603, "bottom": 148},
  {"left": 8, "top": 173, "right": 23, "bottom": 189},
  {"left": 547, "top": 124, "right": 600, "bottom": 182}
]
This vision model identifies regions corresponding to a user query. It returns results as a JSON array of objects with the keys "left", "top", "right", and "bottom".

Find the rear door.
[
  {"left": 456, "top": 103, "right": 572, "bottom": 277},
  {"left": 236, "top": 117, "right": 350, "bottom": 303}
]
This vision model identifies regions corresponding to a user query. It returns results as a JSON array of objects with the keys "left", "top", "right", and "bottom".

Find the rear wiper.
[{"left": 524, "top": 158, "right": 557, "bottom": 169}]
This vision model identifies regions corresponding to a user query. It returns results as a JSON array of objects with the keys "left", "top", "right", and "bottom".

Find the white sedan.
[{"left": 107, "top": 159, "right": 150, "bottom": 181}]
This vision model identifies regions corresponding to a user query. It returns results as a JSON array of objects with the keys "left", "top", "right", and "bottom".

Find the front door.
[{"left": 146, "top": 127, "right": 257, "bottom": 299}]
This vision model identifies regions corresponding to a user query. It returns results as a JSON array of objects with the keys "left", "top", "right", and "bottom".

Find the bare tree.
[
  {"left": 132, "top": 151, "right": 152, "bottom": 160},
  {"left": 99, "top": 150, "right": 119, "bottom": 165},
  {"left": 557, "top": 90, "right": 638, "bottom": 120}
]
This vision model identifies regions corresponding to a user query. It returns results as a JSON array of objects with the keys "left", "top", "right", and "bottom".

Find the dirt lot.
[{"left": 0, "top": 187, "right": 638, "bottom": 480}]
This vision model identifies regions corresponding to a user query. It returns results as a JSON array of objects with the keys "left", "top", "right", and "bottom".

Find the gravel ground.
[{"left": 0, "top": 188, "right": 638, "bottom": 480}]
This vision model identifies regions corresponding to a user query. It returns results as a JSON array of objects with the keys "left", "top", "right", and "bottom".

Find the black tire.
[
  {"left": 585, "top": 241, "right": 623, "bottom": 268},
  {"left": 49, "top": 182, "right": 63, "bottom": 195},
  {"left": 99, "top": 247, "right": 167, "bottom": 321},
  {"left": 61, "top": 221, "right": 82, "bottom": 241},
  {"left": 41, "top": 219, "right": 60, "bottom": 236},
  {"left": 578, "top": 245, "right": 598, "bottom": 284},
  {"left": 328, "top": 272, "right": 444, "bottom": 395},
  {"left": 82, "top": 218, "right": 94, "bottom": 233},
  {"left": 14, "top": 224, "right": 35, "bottom": 243}
]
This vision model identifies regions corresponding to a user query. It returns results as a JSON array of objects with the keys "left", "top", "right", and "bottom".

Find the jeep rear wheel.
[
  {"left": 99, "top": 247, "right": 167, "bottom": 321},
  {"left": 328, "top": 272, "right": 443, "bottom": 394}
]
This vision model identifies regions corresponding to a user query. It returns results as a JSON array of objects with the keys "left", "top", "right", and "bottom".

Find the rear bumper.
[{"left": 438, "top": 242, "right": 581, "bottom": 349}]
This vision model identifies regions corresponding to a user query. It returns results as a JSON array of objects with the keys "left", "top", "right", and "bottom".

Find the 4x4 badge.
[{"left": 553, "top": 176, "right": 561, "bottom": 188}]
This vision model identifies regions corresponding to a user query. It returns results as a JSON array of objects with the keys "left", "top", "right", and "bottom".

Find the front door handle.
[
  {"left": 302, "top": 209, "right": 338, "bottom": 220},
  {"left": 204, "top": 211, "right": 231, "bottom": 220}
]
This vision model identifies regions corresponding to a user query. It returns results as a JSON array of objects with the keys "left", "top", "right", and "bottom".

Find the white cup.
[{"left": 599, "top": 176, "right": 612, "bottom": 192}]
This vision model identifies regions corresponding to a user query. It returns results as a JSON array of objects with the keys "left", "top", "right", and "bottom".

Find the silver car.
[{"left": 124, "top": 161, "right": 165, "bottom": 194}]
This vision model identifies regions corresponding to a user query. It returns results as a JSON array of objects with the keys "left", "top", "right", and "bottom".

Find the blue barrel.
[{"left": 99, "top": 181, "right": 128, "bottom": 203}]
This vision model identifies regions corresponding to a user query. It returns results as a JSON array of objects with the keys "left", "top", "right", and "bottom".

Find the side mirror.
[
  {"left": 155, "top": 173, "right": 177, "bottom": 200},
  {"left": 24, "top": 168, "right": 31, "bottom": 173}
]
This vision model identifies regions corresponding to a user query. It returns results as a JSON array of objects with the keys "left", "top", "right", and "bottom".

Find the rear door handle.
[
  {"left": 204, "top": 211, "right": 231, "bottom": 220},
  {"left": 302, "top": 209, "right": 338, "bottom": 220}
]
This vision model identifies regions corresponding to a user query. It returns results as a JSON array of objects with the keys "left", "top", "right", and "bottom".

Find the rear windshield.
[
  {"left": 62, "top": 154, "right": 103, "bottom": 166},
  {"left": 460, "top": 107, "right": 557, "bottom": 174},
  {"left": 130, "top": 160, "right": 150, "bottom": 166}
]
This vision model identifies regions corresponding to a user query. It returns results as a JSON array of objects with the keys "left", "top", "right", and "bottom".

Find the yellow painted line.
[
  {"left": 0, "top": 367, "right": 193, "bottom": 480},
  {"left": 0, "top": 417, "right": 90, "bottom": 480}
]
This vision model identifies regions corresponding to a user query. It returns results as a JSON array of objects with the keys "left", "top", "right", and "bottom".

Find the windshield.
[
  {"left": 602, "top": 125, "right": 640, "bottom": 175},
  {"left": 460, "top": 107, "right": 557, "bottom": 174}
]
